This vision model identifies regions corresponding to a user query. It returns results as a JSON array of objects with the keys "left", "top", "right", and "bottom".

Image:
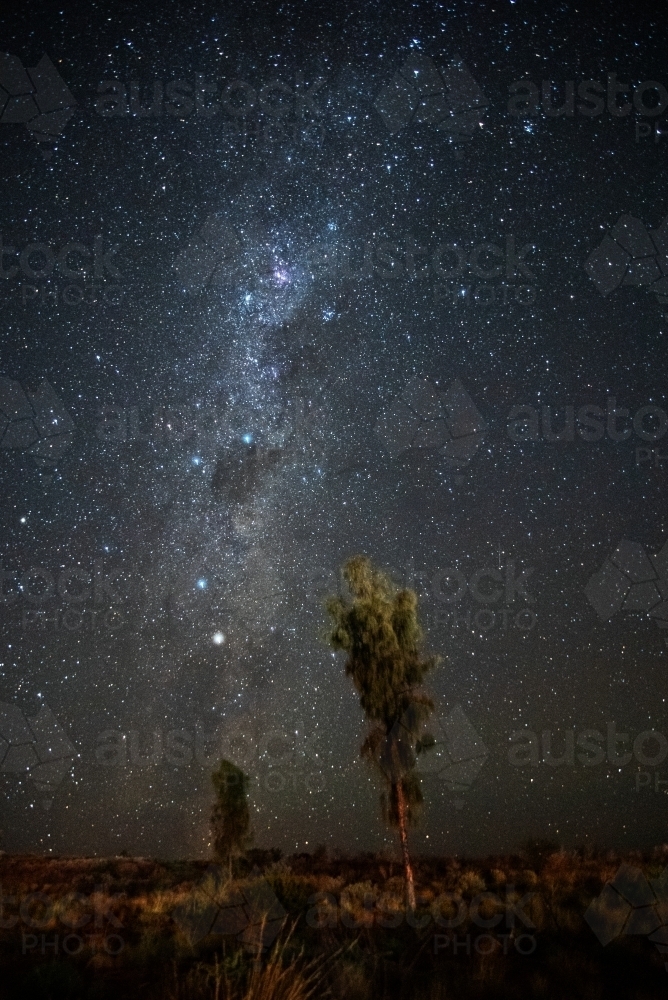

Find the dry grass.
[
  {"left": 2, "top": 848, "right": 668, "bottom": 998},
  {"left": 166, "top": 927, "right": 330, "bottom": 1000}
]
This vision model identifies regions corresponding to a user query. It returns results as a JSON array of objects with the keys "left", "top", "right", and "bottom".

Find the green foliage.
[
  {"left": 326, "top": 555, "right": 438, "bottom": 829},
  {"left": 326, "top": 556, "right": 437, "bottom": 725},
  {"left": 210, "top": 759, "right": 252, "bottom": 865}
]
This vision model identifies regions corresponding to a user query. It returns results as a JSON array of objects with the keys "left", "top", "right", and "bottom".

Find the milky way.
[{"left": 0, "top": 2, "right": 667, "bottom": 859}]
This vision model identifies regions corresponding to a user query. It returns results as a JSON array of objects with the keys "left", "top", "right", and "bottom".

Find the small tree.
[
  {"left": 326, "top": 555, "right": 438, "bottom": 910},
  {"left": 211, "top": 759, "right": 251, "bottom": 875}
]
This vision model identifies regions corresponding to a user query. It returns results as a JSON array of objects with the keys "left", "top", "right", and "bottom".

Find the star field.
[{"left": 0, "top": 1, "right": 666, "bottom": 859}]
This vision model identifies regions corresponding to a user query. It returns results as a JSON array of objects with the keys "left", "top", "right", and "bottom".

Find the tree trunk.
[{"left": 395, "top": 781, "right": 416, "bottom": 911}]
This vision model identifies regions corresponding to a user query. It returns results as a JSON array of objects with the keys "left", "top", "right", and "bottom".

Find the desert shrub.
[
  {"left": 456, "top": 871, "right": 486, "bottom": 896},
  {"left": 265, "top": 874, "right": 319, "bottom": 915},
  {"left": 341, "top": 880, "right": 379, "bottom": 906},
  {"left": 140, "top": 889, "right": 185, "bottom": 920},
  {"left": 488, "top": 868, "right": 507, "bottom": 887},
  {"left": 340, "top": 881, "right": 379, "bottom": 928},
  {"left": 515, "top": 869, "right": 539, "bottom": 891}
]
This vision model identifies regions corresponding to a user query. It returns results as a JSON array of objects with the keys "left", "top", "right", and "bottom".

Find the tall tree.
[
  {"left": 210, "top": 759, "right": 251, "bottom": 875},
  {"left": 326, "top": 555, "right": 437, "bottom": 910}
]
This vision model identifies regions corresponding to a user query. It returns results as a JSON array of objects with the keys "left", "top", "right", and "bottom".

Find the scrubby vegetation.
[{"left": 2, "top": 846, "right": 668, "bottom": 998}]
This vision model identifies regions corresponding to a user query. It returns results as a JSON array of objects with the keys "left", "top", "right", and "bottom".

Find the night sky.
[{"left": 0, "top": 1, "right": 667, "bottom": 859}]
